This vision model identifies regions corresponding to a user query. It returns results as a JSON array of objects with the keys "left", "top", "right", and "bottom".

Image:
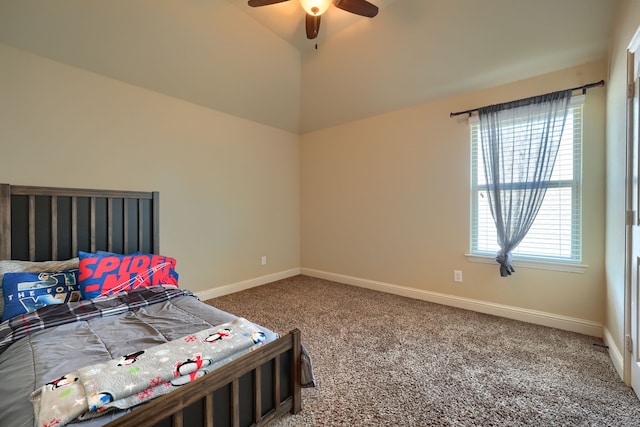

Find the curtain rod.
[{"left": 449, "top": 79, "right": 605, "bottom": 118}]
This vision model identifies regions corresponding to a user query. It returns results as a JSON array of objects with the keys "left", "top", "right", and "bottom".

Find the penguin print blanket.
[{"left": 31, "top": 317, "right": 267, "bottom": 427}]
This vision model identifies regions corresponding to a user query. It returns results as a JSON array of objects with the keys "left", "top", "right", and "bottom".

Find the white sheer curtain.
[{"left": 478, "top": 90, "right": 572, "bottom": 276}]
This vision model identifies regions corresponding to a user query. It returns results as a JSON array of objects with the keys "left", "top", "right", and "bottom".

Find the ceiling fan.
[{"left": 247, "top": 0, "right": 378, "bottom": 40}]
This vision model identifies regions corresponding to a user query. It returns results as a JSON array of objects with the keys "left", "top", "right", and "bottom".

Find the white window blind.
[{"left": 470, "top": 96, "right": 583, "bottom": 263}]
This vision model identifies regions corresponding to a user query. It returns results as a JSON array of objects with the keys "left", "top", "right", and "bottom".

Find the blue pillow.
[{"left": 1, "top": 269, "right": 81, "bottom": 322}]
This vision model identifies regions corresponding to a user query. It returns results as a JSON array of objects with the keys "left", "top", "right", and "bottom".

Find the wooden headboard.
[{"left": 0, "top": 184, "right": 159, "bottom": 261}]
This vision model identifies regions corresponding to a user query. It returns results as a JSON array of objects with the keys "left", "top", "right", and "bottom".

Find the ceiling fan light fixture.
[{"left": 299, "top": 0, "right": 332, "bottom": 16}]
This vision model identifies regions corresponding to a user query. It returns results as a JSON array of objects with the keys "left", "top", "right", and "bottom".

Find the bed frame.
[{"left": 0, "top": 183, "right": 301, "bottom": 427}]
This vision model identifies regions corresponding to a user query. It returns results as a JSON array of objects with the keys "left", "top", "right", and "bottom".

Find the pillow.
[
  {"left": 1, "top": 269, "right": 81, "bottom": 322},
  {"left": 0, "top": 258, "right": 79, "bottom": 321},
  {"left": 78, "top": 251, "right": 179, "bottom": 299}
]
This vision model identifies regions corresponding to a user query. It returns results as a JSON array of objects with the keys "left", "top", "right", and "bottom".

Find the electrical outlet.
[
  {"left": 261, "top": 256, "right": 267, "bottom": 265},
  {"left": 453, "top": 270, "right": 463, "bottom": 283}
]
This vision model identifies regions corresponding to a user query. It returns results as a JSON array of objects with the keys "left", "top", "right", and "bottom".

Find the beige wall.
[
  {"left": 605, "top": 0, "right": 640, "bottom": 380},
  {"left": 301, "top": 61, "right": 606, "bottom": 325},
  {"left": 0, "top": 26, "right": 613, "bottom": 346},
  {"left": 0, "top": 43, "right": 301, "bottom": 293}
]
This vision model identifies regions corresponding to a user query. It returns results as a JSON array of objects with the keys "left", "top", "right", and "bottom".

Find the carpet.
[{"left": 208, "top": 275, "right": 640, "bottom": 426}]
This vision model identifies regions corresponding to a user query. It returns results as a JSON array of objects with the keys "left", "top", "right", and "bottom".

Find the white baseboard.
[
  {"left": 602, "top": 326, "right": 625, "bottom": 382},
  {"left": 195, "top": 267, "right": 603, "bottom": 338},
  {"left": 195, "top": 268, "right": 301, "bottom": 301},
  {"left": 301, "top": 268, "right": 604, "bottom": 338}
]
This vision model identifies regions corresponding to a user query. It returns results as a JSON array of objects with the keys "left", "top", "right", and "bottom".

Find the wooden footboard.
[{"left": 105, "top": 329, "right": 302, "bottom": 427}]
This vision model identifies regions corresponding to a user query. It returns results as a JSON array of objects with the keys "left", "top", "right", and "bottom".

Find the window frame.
[{"left": 466, "top": 95, "right": 588, "bottom": 274}]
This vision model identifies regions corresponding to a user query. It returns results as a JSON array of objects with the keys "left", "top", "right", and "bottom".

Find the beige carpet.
[{"left": 208, "top": 275, "right": 640, "bottom": 426}]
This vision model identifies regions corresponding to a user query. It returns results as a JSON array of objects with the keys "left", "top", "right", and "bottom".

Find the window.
[{"left": 469, "top": 96, "right": 583, "bottom": 267}]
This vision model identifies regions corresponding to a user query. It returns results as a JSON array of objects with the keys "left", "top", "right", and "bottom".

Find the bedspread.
[
  {"left": 0, "top": 286, "right": 281, "bottom": 427},
  {"left": 31, "top": 317, "right": 267, "bottom": 427}
]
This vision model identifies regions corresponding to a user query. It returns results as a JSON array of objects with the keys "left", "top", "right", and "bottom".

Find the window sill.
[{"left": 464, "top": 254, "right": 588, "bottom": 274}]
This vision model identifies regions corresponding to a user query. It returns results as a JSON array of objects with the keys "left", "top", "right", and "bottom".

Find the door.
[{"left": 628, "top": 29, "right": 640, "bottom": 398}]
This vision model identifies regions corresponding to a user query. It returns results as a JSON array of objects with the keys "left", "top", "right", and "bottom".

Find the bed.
[{"left": 0, "top": 183, "right": 308, "bottom": 427}]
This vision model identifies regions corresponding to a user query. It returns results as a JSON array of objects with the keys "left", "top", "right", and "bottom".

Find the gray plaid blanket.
[{"left": 0, "top": 286, "right": 193, "bottom": 355}]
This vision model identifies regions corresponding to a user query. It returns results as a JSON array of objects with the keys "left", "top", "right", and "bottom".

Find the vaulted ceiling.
[{"left": 0, "top": 0, "right": 617, "bottom": 134}]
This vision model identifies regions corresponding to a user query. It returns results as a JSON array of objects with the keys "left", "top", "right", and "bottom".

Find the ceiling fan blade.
[
  {"left": 306, "top": 13, "right": 321, "bottom": 39},
  {"left": 247, "top": 0, "right": 289, "bottom": 7},
  {"left": 334, "top": 0, "right": 378, "bottom": 17}
]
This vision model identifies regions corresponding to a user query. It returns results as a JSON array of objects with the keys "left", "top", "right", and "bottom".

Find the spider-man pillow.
[{"left": 78, "top": 251, "right": 179, "bottom": 299}]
